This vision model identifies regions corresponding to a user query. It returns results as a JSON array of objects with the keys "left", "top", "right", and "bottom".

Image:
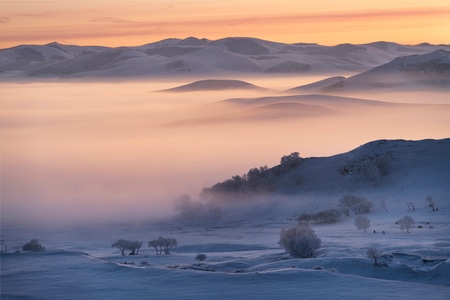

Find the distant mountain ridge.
[{"left": 1, "top": 37, "right": 449, "bottom": 80}]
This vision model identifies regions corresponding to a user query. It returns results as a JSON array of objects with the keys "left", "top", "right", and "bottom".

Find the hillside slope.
[
  {"left": 291, "top": 50, "right": 450, "bottom": 92},
  {"left": 201, "top": 139, "right": 450, "bottom": 201}
]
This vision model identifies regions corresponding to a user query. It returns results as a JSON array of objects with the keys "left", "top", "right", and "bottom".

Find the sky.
[{"left": 0, "top": 0, "right": 449, "bottom": 48}]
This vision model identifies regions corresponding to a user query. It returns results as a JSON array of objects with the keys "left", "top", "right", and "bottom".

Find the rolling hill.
[
  {"left": 200, "top": 138, "right": 450, "bottom": 201},
  {"left": 290, "top": 50, "right": 450, "bottom": 92}
]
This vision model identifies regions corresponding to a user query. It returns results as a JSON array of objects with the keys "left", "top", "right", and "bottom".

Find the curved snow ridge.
[
  {"left": 176, "top": 243, "right": 272, "bottom": 253},
  {"left": 5, "top": 249, "right": 90, "bottom": 257}
]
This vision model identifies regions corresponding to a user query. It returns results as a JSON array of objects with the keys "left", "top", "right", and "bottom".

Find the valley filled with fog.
[{"left": 1, "top": 77, "right": 449, "bottom": 225}]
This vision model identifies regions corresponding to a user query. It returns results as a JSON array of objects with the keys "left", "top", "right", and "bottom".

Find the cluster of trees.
[
  {"left": 279, "top": 223, "right": 321, "bottom": 258},
  {"left": 112, "top": 237, "right": 178, "bottom": 256},
  {"left": 340, "top": 153, "right": 392, "bottom": 185},
  {"left": 339, "top": 195, "right": 374, "bottom": 215},
  {"left": 22, "top": 239, "right": 45, "bottom": 252},
  {"left": 111, "top": 239, "right": 143, "bottom": 256},
  {"left": 173, "top": 195, "right": 221, "bottom": 221},
  {"left": 200, "top": 152, "right": 303, "bottom": 199},
  {"left": 148, "top": 237, "right": 178, "bottom": 255},
  {"left": 298, "top": 209, "right": 343, "bottom": 224}
]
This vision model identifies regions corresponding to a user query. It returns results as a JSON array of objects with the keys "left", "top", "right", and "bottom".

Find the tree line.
[{"left": 112, "top": 237, "right": 177, "bottom": 256}]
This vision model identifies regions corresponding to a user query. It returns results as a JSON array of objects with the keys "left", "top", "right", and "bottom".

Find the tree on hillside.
[
  {"left": 279, "top": 223, "right": 321, "bottom": 258},
  {"left": 398, "top": 215, "right": 415, "bottom": 233},
  {"left": 354, "top": 215, "right": 371, "bottom": 233},
  {"left": 22, "top": 239, "right": 45, "bottom": 252},
  {"left": 367, "top": 247, "right": 383, "bottom": 266}
]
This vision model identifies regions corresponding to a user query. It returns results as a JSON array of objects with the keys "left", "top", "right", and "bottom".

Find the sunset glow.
[{"left": 1, "top": 0, "right": 449, "bottom": 48}]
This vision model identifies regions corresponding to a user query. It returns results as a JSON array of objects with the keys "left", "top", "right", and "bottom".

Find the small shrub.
[{"left": 195, "top": 253, "right": 207, "bottom": 262}]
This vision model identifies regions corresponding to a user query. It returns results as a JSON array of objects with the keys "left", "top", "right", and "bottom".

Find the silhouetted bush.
[
  {"left": 22, "top": 239, "right": 45, "bottom": 251},
  {"left": 195, "top": 253, "right": 207, "bottom": 262}
]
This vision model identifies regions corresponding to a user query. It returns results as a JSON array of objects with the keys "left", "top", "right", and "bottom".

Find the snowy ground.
[{"left": 2, "top": 199, "right": 449, "bottom": 299}]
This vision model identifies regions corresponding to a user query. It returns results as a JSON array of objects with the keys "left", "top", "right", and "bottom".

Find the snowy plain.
[
  {"left": 2, "top": 200, "right": 450, "bottom": 299},
  {"left": 1, "top": 38, "right": 450, "bottom": 299}
]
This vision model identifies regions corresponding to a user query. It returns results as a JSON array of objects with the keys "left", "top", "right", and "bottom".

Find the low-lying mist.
[{"left": 1, "top": 78, "right": 449, "bottom": 227}]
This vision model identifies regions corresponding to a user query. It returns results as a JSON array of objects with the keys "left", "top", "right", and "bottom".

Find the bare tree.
[
  {"left": 354, "top": 215, "right": 371, "bottom": 233},
  {"left": 380, "top": 200, "right": 388, "bottom": 212},
  {"left": 367, "top": 247, "right": 383, "bottom": 266},
  {"left": 398, "top": 215, "right": 415, "bottom": 233},
  {"left": 148, "top": 239, "right": 161, "bottom": 255},
  {"left": 148, "top": 237, "right": 178, "bottom": 255},
  {"left": 426, "top": 196, "right": 436, "bottom": 211},
  {"left": 112, "top": 239, "right": 129, "bottom": 256},
  {"left": 162, "top": 237, "right": 178, "bottom": 254},
  {"left": 279, "top": 223, "right": 321, "bottom": 258},
  {"left": 112, "top": 239, "right": 143, "bottom": 256},
  {"left": 129, "top": 241, "right": 143, "bottom": 255}
]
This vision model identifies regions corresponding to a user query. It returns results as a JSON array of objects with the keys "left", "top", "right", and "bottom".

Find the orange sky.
[{"left": 0, "top": 0, "right": 449, "bottom": 48}]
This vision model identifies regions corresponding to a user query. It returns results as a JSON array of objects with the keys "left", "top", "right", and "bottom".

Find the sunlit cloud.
[{"left": 88, "top": 17, "right": 137, "bottom": 23}]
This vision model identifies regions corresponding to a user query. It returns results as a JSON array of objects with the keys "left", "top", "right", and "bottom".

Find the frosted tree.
[
  {"left": 398, "top": 215, "right": 415, "bottom": 233},
  {"left": 354, "top": 215, "right": 371, "bottom": 233},
  {"left": 279, "top": 223, "right": 321, "bottom": 258},
  {"left": 367, "top": 247, "right": 383, "bottom": 266}
]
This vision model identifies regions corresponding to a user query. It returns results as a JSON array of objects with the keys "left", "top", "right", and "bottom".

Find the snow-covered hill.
[
  {"left": 291, "top": 50, "right": 450, "bottom": 92},
  {"left": 160, "top": 79, "right": 268, "bottom": 92},
  {"left": 201, "top": 138, "right": 450, "bottom": 203},
  {"left": 1, "top": 38, "right": 449, "bottom": 79}
]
